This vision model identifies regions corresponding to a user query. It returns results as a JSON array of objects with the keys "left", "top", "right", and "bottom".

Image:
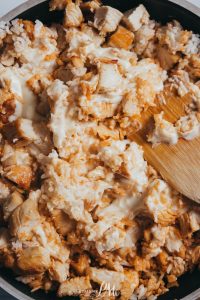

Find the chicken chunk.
[
  {"left": 79, "top": 94, "right": 120, "bottom": 120},
  {"left": 52, "top": 209, "right": 76, "bottom": 236},
  {"left": 1, "top": 118, "right": 39, "bottom": 143},
  {"left": 49, "top": 260, "right": 69, "bottom": 283},
  {"left": 0, "top": 228, "right": 10, "bottom": 250},
  {"left": 144, "top": 179, "right": 182, "bottom": 226},
  {"left": 123, "top": 5, "right": 150, "bottom": 32},
  {"left": 2, "top": 119, "right": 53, "bottom": 155},
  {"left": 176, "top": 113, "right": 200, "bottom": 141},
  {"left": 1, "top": 143, "right": 33, "bottom": 189},
  {"left": 58, "top": 276, "right": 92, "bottom": 297},
  {"left": 49, "top": 0, "right": 67, "bottom": 11},
  {"left": 0, "top": 91, "right": 22, "bottom": 125},
  {"left": 121, "top": 91, "right": 140, "bottom": 117},
  {"left": 71, "top": 253, "right": 91, "bottom": 275},
  {"left": 94, "top": 6, "right": 123, "bottom": 35},
  {"left": 17, "top": 246, "right": 51, "bottom": 273},
  {"left": 80, "top": 0, "right": 100, "bottom": 13},
  {"left": 165, "top": 227, "right": 183, "bottom": 253},
  {"left": 99, "top": 140, "right": 147, "bottom": 192},
  {"left": 0, "top": 179, "right": 10, "bottom": 203},
  {"left": 178, "top": 54, "right": 200, "bottom": 81},
  {"left": 64, "top": 2, "right": 83, "bottom": 28},
  {"left": 9, "top": 190, "right": 41, "bottom": 238},
  {"left": 148, "top": 112, "right": 178, "bottom": 145},
  {"left": 81, "top": 24, "right": 105, "bottom": 47},
  {"left": 156, "top": 21, "right": 191, "bottom": 54},
  {"left": 16, "top": 273, "right": 44, "bottom": 292},
  {"left": 4, "top": 165, "right": 33, "bottom": 190},
  {"left": 120, "top": 269, "right": 139, "bottom": 299},
  {"left": 157, "top": 45, "right": 180, "bottom": 70},
  {"left": 178, "top": 209, "right": 200, "bottom": 237},
  {"left": 88, "top": 267, "right": 126, "bottom": 290},
  {"left": 3, "top": 190, "right": 24, "bottom": 220},
  {"left": 134, "top": 22, "right": 155, "bottom": 55},
  {"left": 97, "top": 63, "right": 123, "bottom": 93}
]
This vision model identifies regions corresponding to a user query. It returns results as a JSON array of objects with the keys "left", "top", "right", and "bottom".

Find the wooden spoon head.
[
  {"left": 130, "top": 90, "right": 200, "bottom": 203},
  {"left": 137, "top": 134, "right": 200, "bottom": 203}
]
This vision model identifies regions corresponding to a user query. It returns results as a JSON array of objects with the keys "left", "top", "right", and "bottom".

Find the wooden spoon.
[{"left": 129, "top": 90, "right": 200, "bottom": 203}]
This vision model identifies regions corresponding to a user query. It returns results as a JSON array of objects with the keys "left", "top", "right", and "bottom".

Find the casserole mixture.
[{"left": 0, "top": 1, "right": 200, "bottom": 299}]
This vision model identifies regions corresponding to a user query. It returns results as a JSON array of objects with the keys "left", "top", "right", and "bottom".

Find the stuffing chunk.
[
  {"left": 58, "top": 276, "right": 92, "bottom": 297},
  {"left": 108, "top": 26, "right": 134, "bottom": 50},
  {"left": 123, "top": 5, "right": 150, "bottom": 32},
  {"left": 94, "top": 6, "right": 123, "bottom": 35}
]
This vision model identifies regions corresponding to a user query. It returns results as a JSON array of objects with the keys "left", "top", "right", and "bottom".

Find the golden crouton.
[{"left": 108, "top": 26, "right": 134, "bottom": 50}]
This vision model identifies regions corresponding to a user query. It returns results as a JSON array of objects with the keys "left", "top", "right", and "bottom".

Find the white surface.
[{"left": 0, "top": 0, "right": 199, "bottom": 17}]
